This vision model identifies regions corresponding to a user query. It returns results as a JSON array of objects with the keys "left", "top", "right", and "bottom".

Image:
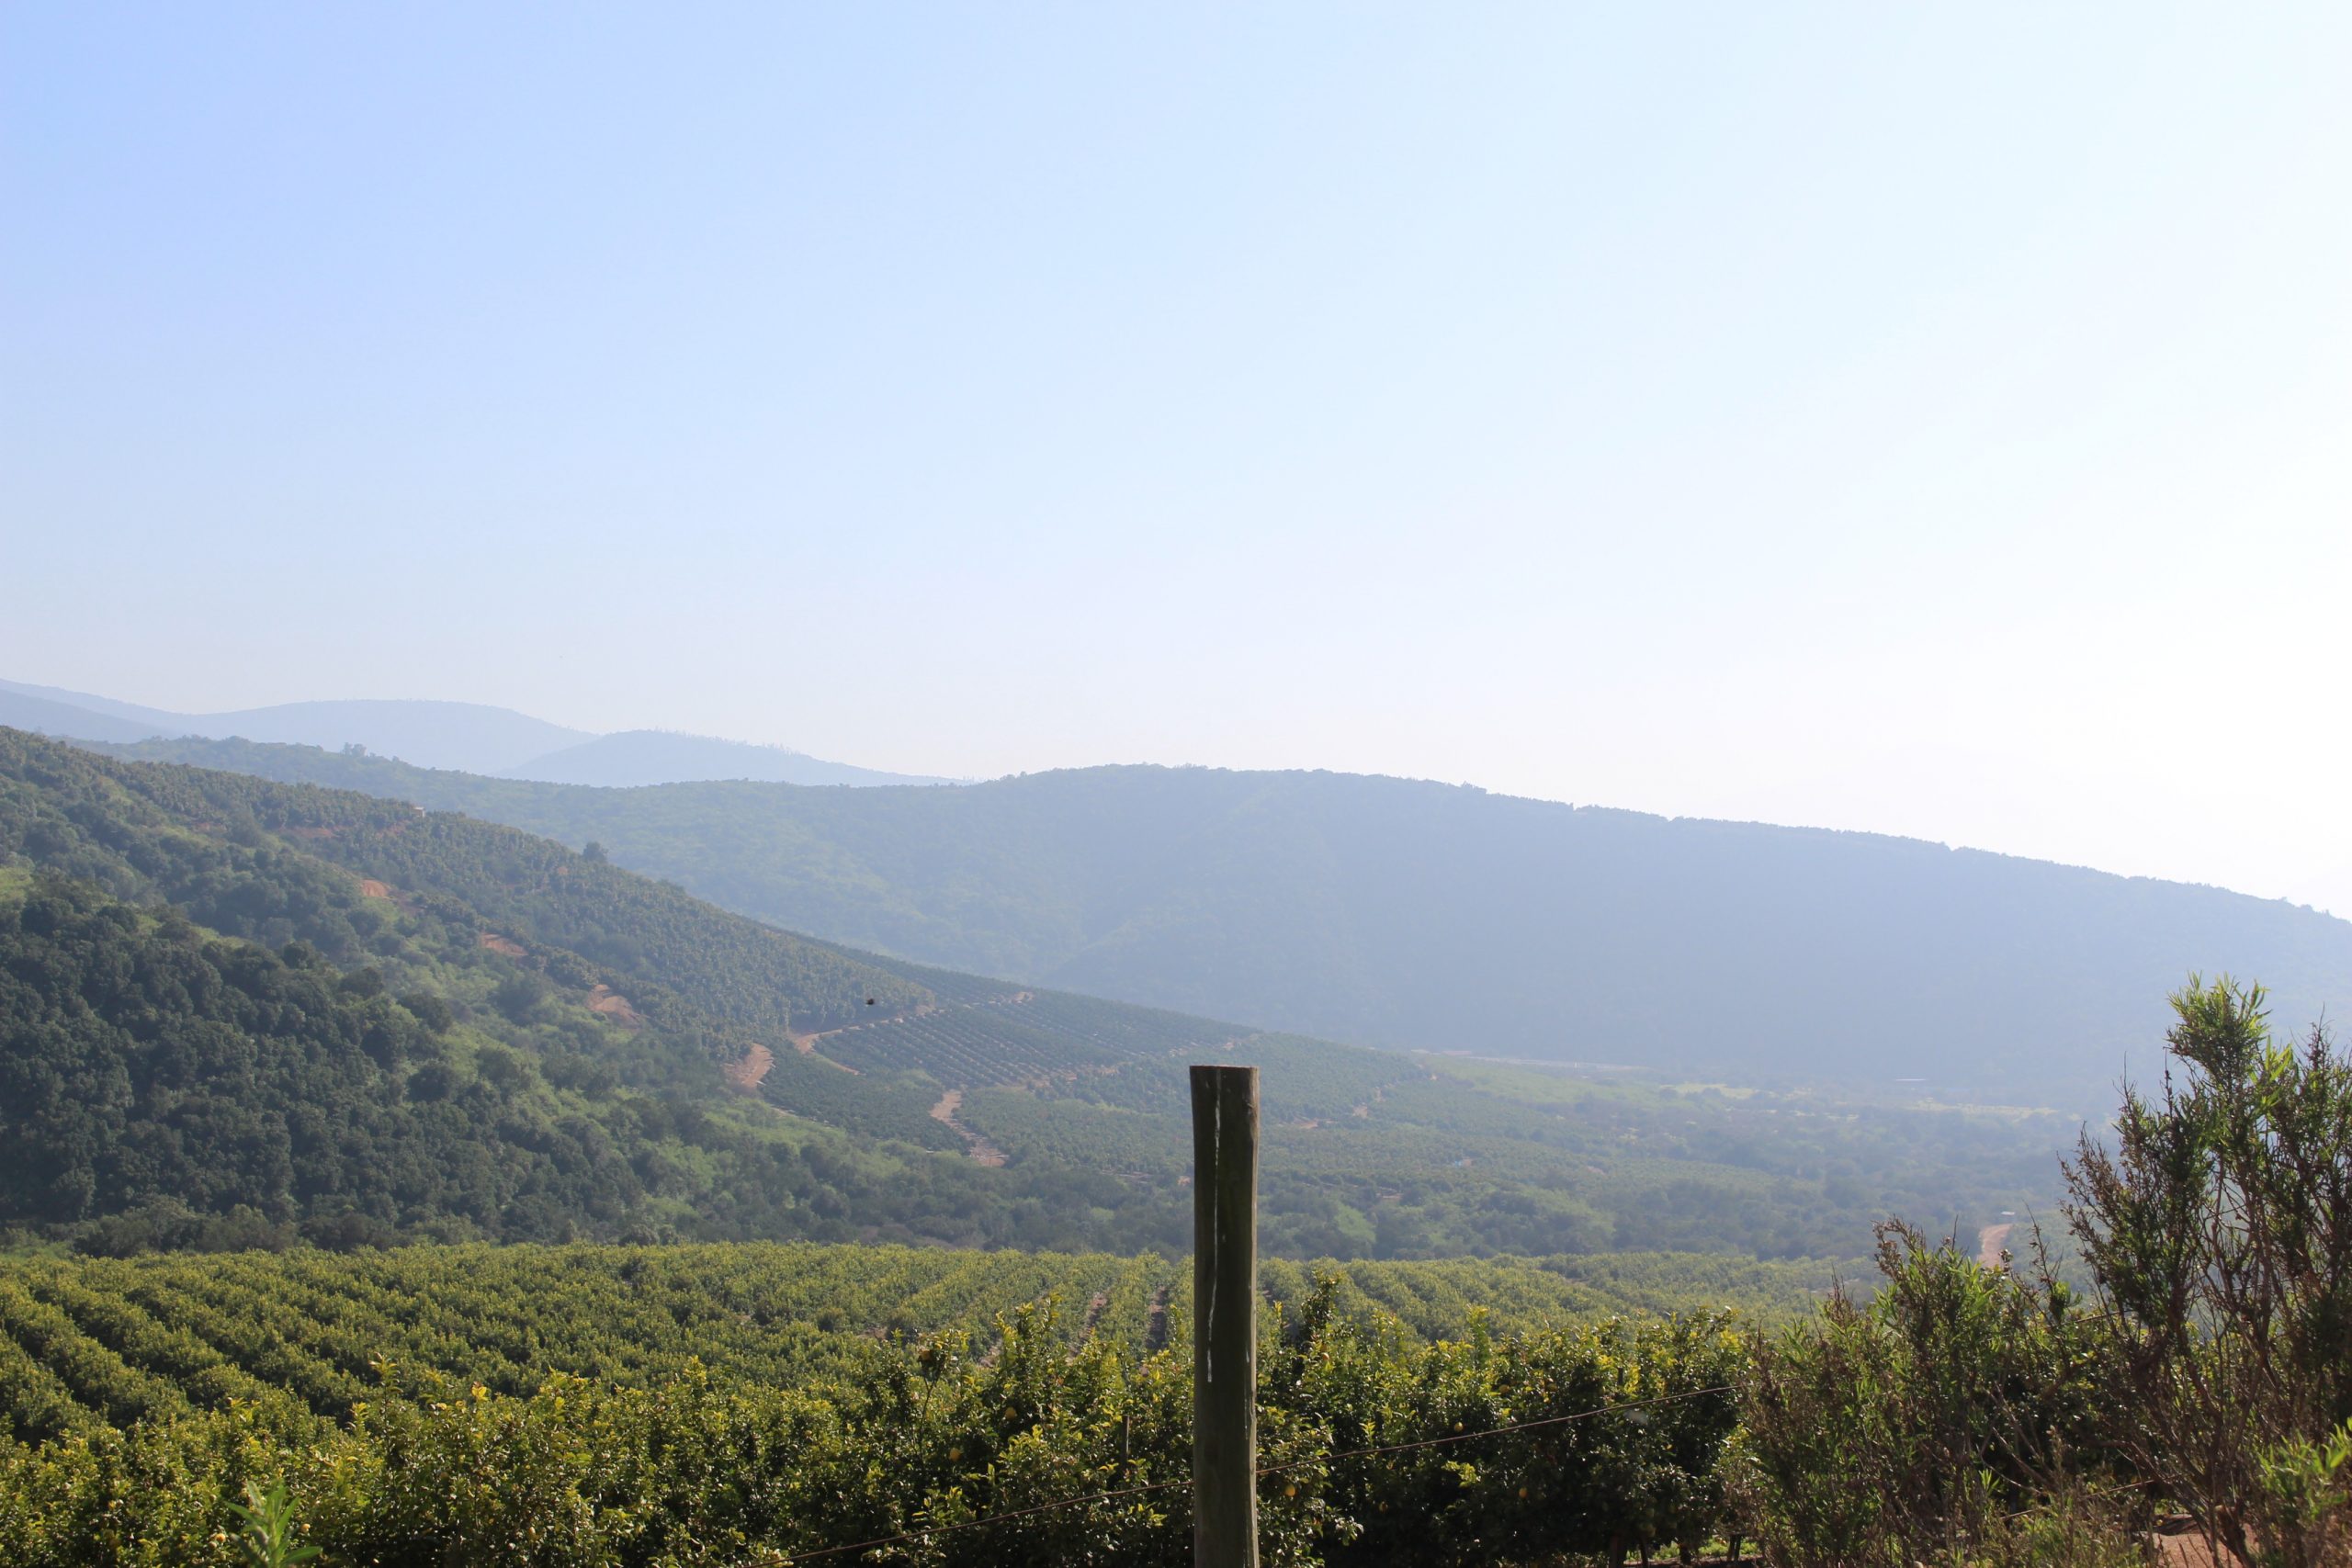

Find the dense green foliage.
[
  {"left": 1, "top": 875, "right": 637, "bottom": 1235},
  {"left": 0, "top": 1266, "right": 1747, "bottom": 1567},
  {"left": 92, "top": 737, "right": 2352, "bottom": 1112},
  {"left": 0, "top": 868, "right": 1004, "bottom": 1247},
  {"left": 1742, "top": 1224, "right": 2115, "bottom": 1565},
  {"left": 4, "top": 728, "right": 2075, "bottom": 1261}
]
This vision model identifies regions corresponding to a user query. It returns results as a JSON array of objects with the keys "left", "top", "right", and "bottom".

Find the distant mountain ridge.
[
  {"left": 0, "top": 686, "right": 159, "bottom": 745},
  {"left": 74, "top": 733, "right": 2352, "bottom": 1112},
  {"left": 494, "top": 729, "right": 956, "bottom": 788},
  {"left": 0, "top": 678, "right": 945, "bottom": 787}
]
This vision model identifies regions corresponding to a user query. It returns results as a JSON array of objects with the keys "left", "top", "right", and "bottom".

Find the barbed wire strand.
[{"left": 775, "top": 1381, "right": 1736, "bottom": 1564}]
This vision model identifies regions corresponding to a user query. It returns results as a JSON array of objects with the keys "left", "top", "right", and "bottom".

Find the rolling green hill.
[
  {"left": 85, "top": 734, "right": 2352, "bottom": 1111},
  {"left": 0, "top": 783, "right": 987, "bottom": 1247},
  {"left": 5, "top": 727, "right": 2081, "bottom": 1259}
]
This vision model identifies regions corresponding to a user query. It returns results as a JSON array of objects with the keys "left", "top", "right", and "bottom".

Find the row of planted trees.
[
  {"left": 0, "top": 981, "right": 2346, "bottom": 1566},
  {"left": 0, "top": 1299, "right": 1742, "bottom": 1567}
]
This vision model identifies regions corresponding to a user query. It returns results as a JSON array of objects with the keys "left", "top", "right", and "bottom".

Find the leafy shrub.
[
  {"left": 1742, "top": 1224, "right": 2115, "bottom": 1566},
  {"left": 2065, "top": 979, "right": 2352, "bottom": 1568}
]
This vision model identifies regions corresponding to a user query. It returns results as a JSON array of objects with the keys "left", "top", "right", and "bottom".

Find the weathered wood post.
[{"left": 1191, "top": 1063, "right": 1260, "bottom": 1567}]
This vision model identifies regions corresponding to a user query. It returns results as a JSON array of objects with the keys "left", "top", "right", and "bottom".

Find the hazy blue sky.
[{"left": 6, "top": 6, "right": 2347, "bottom": 917}]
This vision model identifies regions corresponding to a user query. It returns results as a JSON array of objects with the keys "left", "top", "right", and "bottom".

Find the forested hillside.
[
  {"left": 3, "top": 728, "right": 2074, "bottom": 1260},
  {"left": 91, "top": 736, "right": 2352, "bottom": 1111}
]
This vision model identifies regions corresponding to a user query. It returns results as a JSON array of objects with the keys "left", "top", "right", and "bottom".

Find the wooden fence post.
[{"left": 1191, "top": 1063, "right": 1260, "bottom": 1568}]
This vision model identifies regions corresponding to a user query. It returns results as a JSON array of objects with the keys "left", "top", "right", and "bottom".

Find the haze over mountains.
[
  {"left": 0, "top": 679, "right": 948, "bottom": 788},
  {"left": 79, "top": 724, "right": 2352, "bottom": 1115},
  {"left": 4, "top": 726, "right": 2071, "bottom": 1259}
]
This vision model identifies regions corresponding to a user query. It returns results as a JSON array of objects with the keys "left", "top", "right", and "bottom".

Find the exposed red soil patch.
[
  {"left": 1143, "top": 1285, "right": 1172, "bottom": 1352},
  {"left": 724, "top": 1043, "right": 775, "bottom": 1094},
  {"left": 586, "top": 985, "right": 644, "bottom": 1029},
  {"left": 354, "top": 875, "right": 420, "bottom": 913},
  {"left": 1975, "top": 1223, "right": 2015, "bottom": 1269},
  {"left": 2151, "top": 1522, "right": 2252, "bottom": 1566},
  {"left": 927, "top": 1089, "right": 1008, "bottom": 1167},
  {"left": 478, "top": 933, "right": 527, "bottom": 958}
]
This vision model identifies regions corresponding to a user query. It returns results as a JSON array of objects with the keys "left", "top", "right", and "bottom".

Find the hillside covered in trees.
[
  {"left": 2, "top": 727, "right": 2071, "bottom": 1260},
  {"left": 84, "top": 737, "right": 2352, "bottom": 1111}
]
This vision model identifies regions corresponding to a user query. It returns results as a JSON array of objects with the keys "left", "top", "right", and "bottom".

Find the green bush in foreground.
[
  {"left": 1742, "top": 978, "right": 2352, "bottom": 1568},
  {"left": 1741, "top": 1224, "right": 2119, "bottom": 1566},
  {"left": 2065, "top": 978, "right": 2352, "bottom": 1568}
]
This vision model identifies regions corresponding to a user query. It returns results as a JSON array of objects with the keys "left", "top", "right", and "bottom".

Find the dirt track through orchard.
[{"left": 927, "top": 1089, "right": 1008, "bottom": 1167}]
